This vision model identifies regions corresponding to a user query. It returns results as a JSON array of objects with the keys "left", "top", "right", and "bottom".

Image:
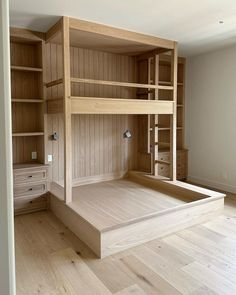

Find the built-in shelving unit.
[
  {"left": 10, "top": 30, "right": 45, "bottom": 165},
  {"left": 10, "top": 28, "right": 48, "bottom": 215}
]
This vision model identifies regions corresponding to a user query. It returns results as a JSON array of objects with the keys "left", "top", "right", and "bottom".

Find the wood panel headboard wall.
[
  {"left": 45, "top": 17, "right": 178, "bottom": 203},
  {"left": 46, "top": 44, "right": 138, "bottom": 184}
]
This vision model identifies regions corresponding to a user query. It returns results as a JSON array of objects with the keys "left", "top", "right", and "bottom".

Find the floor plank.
[
  {"left": 15, "top": 193, "right": 236, "bottom": 295},
  {"left": 114, "top": 285, "right": 147, "bottom": 295},
  {"left": 182, "top": 261, "right": 236, "bottom": 295},
  {"left": 132, "top": 246, "right": 201, "bottom": 294},
  {"left": 50, "top": 247, "right": 112, "bottom": 295}
]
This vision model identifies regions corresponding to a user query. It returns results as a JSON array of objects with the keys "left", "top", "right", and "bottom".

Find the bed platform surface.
[
  {"left": 50, "top": 172, "right": 225, "bottom": 258},
  {"left": 70, "top": 178, "right": 188, "bottom": 231}
]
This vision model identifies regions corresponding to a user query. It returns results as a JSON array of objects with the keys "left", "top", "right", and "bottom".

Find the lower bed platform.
[{"left": 50, "top": 171, "right": 225, "bottom": 258}]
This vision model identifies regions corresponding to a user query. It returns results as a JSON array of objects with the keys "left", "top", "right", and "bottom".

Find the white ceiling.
[{"left": 9, "top": 0, "right": 236, "bottom": 56}]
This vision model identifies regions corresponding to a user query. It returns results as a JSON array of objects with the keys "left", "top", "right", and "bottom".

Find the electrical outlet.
[
  {"left": 48, "top": 154, "right": 53, "bottom": 162},
  {"left": 32, "top": 151, "right": 37, "bottom": 160}
]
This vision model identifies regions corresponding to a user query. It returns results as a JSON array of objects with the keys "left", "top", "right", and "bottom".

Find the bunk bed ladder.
[
  {"left": 149, "top": 48, "right": 177, "bottom": 180},
  {"left": 150, "top": 55, "right": 159, "bottom": 176}
]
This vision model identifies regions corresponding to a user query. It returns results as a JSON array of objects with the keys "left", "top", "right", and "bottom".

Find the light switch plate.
[
  {"left": 48, "top": 154, "right": 53, "bottom": 162},
  {"left": 32, "top": 151, "right": 37, "bottom": 160}
]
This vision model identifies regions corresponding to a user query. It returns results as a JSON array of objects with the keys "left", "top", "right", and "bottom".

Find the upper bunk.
[{"left": 45, "top": 16, "right": 178, "bottom": 115}]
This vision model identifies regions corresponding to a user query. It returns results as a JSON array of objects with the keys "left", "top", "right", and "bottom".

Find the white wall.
[
  {"left": 0, "top": 0, "right": 16, "bottom": 294},
  {"left": 186, "top": 44, "right": 236, "bottom": 193}
]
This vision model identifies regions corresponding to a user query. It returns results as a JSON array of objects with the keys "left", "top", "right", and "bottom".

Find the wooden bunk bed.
[{"left": 10, "top": 17, "right": 225, "bottom": 258}]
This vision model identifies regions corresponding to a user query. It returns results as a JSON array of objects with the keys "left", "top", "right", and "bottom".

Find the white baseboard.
[{"left": 188, "top": 175, "right": 236, "bottom": 194}]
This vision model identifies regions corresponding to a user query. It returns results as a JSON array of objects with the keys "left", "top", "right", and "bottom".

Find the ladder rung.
[
  {"left": 155, "top": 142, "right": 170, "bottom": 147},
  {"left": 155, "top": 160, "right": 171, "bottom": 165}
]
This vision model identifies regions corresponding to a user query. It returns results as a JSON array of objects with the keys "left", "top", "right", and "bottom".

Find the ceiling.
[{"left": 9, "top": 0, "right": 236, "bottom": 56}]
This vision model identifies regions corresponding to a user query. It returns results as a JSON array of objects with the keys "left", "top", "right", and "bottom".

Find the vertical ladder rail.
[
  {"left": 147, "top": 57, "right": 152, "bottom": 155},
  {"left": 152, "top": 55, "right": 159, "bottom": 176},
  {"left": 170, "top": 43, "right": 178, "bottom": 181}
]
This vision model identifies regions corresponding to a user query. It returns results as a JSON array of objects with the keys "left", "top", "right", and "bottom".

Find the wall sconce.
[
  {"left": 51, "top": 132, "right": 59, "bottom": 141},
  {"left": 123, "top": 130, "right": 132, "bottom": 139}
]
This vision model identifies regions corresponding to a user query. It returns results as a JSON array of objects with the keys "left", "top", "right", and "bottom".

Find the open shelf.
[
  {"left": 12, "top": 98, "right": 43, "bottom": 103},
  {"left": 12, "top": 132, "right": 44, "bottom": 137},
  {"left": 11, "top": 65, "right": 42, "bottom": 72},
  {"left": 13, "top": 162, "right": 46, "bottom": 170}
]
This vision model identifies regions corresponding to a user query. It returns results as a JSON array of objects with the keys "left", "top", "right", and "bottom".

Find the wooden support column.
[
  {"left": 170, "top": 42, "right": 178, "bottom": 181},
  {"left": 62, "top": 17, "right": 72, "bottom": 203}
]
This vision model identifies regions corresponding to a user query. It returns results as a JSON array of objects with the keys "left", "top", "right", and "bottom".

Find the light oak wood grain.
[
  {"left": 15, "top": 194, "right": 236, "bottom": 294},
  {"left": 49, "top": 172, "right": 225, "bottom": 257}
]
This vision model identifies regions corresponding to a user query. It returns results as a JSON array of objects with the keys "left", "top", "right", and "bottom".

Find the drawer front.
[
  {"left": 157, "top": 150, "right": 188, "bottom": 179},
  {"left": 158, "top": 152, "right": 170, "bottom": 162},
  {"left": 14, "top": 169, "right": 47, "bottom": 184},
  {"left": 14, "top": 183, "right": 47, "bottom": 198},
  {"left": 158, "top": 164, "right": 169, "bottom": 177},
  {"left": 14, "top": 195, "right": 47, "bottom": 215}
]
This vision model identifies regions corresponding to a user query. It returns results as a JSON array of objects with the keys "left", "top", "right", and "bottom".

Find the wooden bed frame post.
[
  {"left": 170, "top": 42, "right": 178, "bottom": 181},
  {"left": 62, "top": 16, "right": 72, "bottom": 203}
]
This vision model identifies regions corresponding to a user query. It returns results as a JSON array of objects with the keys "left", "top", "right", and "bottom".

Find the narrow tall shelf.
[{"left": 10, "top": 30, "right": 45, "bottom": 165}]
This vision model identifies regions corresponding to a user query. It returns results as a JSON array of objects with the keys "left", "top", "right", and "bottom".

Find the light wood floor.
[
  {"left": 71, "top": 178, "right": 188, "bottom": 231},
  {"left": 15, "top": 193, "right": 236, "bottom": 295}
]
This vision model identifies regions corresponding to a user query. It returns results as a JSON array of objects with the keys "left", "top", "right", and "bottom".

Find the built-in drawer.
[
  {"left": 14, "top": 182, "right": 47, "bottom": 198},
  {"left": 14, "top": 169, "right": 47, "bottom": 185},
  {"left": 158, "top": 164, "right": 169, "bottom": 177},
  {"left": 14, "top": 195, "right": 47, "bottom": 215},
  {"left": 158, "top": 152, "right": 170, "bottom": 162},
  {"left": 158, "top": 149, "right": 188, "bottom": 179}
]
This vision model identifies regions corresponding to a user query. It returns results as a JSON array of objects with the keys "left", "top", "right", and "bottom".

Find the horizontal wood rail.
[
  {"left": 155, "top": 160, "right": 171, "bottom": 165},
  {"left": 45, "top": 78, "right": 63, "bottom": 88},
  {"left": 70, "top": 97, "right": 174, "bottom": 115},
  {"left": 154, "top": 142, "right": 170, "bottom": 147},
  {"left": 137, "top": 48, "right": 171, "bottom": 61},
  {"left": 71, "top": 77, "right": 174, "bottom": 90}
]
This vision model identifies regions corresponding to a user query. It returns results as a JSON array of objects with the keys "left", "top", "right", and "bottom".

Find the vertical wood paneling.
[{"left": 46, "top": 44, "right": 137, "bottom": 183}]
